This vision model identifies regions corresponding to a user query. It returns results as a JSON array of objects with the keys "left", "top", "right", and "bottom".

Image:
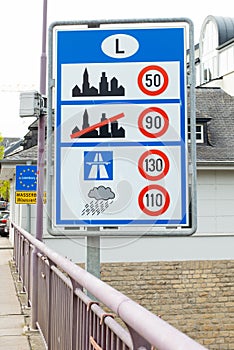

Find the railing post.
[
  {"left": 26, "top": 242, "right": 31, "bottom": 307},
  {"left": 31, "top": 248, "right": 39, "bottom": 329},
  {"left": 21, "top": 238, "right": 26, "bottom": 291},
  {"left": 18, "top": 233, "right": 23, "bottom": 282},
  {"left": 42, "top": 258, "right": 50, "bottom": 349},
  {"left": 127, "top": 327, "right": 151, "bottom": 350},
  {"left": 13, "top": 227, "right": 18, "bottom": 267},
  {"left": 71, "top": 280, "right": 81, "bottom": 350}
]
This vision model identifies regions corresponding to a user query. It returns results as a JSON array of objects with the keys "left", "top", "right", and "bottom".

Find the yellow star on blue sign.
[{"left": 15, "top": 165, "right": 38, "bottom": 191}]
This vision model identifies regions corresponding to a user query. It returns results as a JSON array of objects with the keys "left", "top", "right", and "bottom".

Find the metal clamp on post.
[
  {"left": 87, "top": 300, "right": 100, "bottom": 312},
  {"left": 100, "top": 312, "right": 115, "bottom": 325}
]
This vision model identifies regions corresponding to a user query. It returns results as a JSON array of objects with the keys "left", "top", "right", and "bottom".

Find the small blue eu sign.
[{"left": 15, "top": 165, "right": 37, "bottom": 191}]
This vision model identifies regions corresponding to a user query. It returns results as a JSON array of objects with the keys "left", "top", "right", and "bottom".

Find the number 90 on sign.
[
  {"left": 138, "top": 107, "right": 169, "bottom": 139},
  {"left": 138, "top": 185, "right": 170, "bottom": 216}
]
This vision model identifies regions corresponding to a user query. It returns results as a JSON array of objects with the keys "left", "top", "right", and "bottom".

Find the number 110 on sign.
[{"left": 138, "top": 184, "right": 170, "bottom": 217}]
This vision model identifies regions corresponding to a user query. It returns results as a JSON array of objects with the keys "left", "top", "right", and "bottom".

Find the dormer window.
[
  {"left": 188, "top": 118, "right": 211, "bottom": 144},
  {"left": 188, "top": 124, "right": 204, "bottom": 143}
]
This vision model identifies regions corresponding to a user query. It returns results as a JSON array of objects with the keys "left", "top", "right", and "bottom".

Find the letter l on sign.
[{"left": 115, "top": 39, "right": 125, "bottom": 54}]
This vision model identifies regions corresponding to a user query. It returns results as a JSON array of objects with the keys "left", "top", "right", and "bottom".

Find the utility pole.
[
  {"left": 36, "top": 0, "right": 47, "bottom": 242},
  {"left": 31, "top": 0, "right": 47, "bottom": 329}
]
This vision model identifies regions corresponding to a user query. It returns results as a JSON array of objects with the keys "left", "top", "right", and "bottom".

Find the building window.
[
  {"left": 188, "top": 124, "right": 204, "bottom": 143},
  {"left": 201, "top": 20, "right": 217, "bottom": 54},
  {"left": 200, "top": 20, "right": 218, "bottom": 83},
  {"left": 219, "top": 45, "right": 234, "bottom": 76}
]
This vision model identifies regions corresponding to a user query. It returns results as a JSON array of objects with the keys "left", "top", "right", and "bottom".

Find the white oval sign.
[{"left": 101, "top": 34, "right": 139, "bottom": 59}]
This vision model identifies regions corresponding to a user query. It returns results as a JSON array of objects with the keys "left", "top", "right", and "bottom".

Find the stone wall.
[{"left": 101, "top": 260, "right": 234, "bottom": 349}]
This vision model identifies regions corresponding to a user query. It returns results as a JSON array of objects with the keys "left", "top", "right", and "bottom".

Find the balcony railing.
[{"left": 12, "top": 222, "right": 207, "bottom": 350}]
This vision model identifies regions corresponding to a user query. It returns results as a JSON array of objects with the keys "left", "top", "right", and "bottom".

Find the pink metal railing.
[{"left": 12, "top": 222, "right": 208, "bottom": 350}]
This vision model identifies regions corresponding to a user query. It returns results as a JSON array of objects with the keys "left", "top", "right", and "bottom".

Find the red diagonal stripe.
[{"left": 70, "top": 112, "right": 125, "bottom": 139}]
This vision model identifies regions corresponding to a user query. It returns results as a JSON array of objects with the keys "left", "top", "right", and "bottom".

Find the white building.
[{"left": 196, "top": 15, "right": 234, "bottom": 95}]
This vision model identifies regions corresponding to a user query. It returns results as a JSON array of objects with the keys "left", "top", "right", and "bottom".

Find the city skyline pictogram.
[
  {"left": 71, "top": 109, "right": 125, "bottom": 139},
  {"left": 72, "top": 68, "right": 125, "bottom": 97}
]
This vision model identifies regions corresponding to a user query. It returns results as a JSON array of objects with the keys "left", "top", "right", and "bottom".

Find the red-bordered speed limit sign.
[
  {"left": 138, "top": 149, "right": 170, "bottom": 181},
  {"left": 138, "top": 184, "right": 170, "bottom": 216},
  {"left": 138, "top": 65, "right": 169, "bottom": 96},
  {"left": 138, "top": 107, "right": 169, "bottom": 138}
]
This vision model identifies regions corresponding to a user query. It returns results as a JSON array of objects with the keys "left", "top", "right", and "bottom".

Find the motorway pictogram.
[{"left": 84, "top": 151, "right": 113, "bottom": 180}]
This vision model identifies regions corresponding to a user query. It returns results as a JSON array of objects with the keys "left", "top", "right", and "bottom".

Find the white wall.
[
  {"left": 197, "top": 169, "right": 234, "bottom": 234},
  {"left": 44, "top": 234, "right": 234, "bottom": 263}
]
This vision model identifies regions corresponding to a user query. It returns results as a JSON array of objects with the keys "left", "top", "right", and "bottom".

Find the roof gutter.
[
  {"left": 4, "top": 139, "right": 23, "bottom": 157},
  {"left": 0, "top": 158, "right": 37, "bottom": 165},
  {"left": 197, "top": 160, "right": 234, "bottom": 170}
]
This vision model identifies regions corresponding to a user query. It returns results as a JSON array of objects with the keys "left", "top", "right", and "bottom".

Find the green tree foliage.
[
  {"left": 0, "top": 180, "right": 10, "bottom": 201},
  {"left": 0, "top": 134, "right": 10, "bottom": 202},
  {"left": 0, "top": 134, "right": 4, "bottom": 160}
]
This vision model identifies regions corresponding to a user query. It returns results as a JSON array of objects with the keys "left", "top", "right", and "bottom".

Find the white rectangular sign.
[{"left": 54, "top": 25, "right": 189, "bottom": 227}]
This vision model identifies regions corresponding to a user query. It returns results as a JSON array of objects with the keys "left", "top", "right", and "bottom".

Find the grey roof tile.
[{"left": 193, "top": 87, "right": 234, "bottom": 163}]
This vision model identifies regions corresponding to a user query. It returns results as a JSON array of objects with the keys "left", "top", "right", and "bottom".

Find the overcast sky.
[{"left": 0, "top": 0, "right": 232, "bottom": 138}]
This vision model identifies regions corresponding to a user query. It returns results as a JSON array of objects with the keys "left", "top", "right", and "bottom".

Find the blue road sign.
[
  {"left": 53, "top": 23, "right": 190, "bottom": 228},
  {"left": 15, "top": 165, "right": 37, "bottom": 191},
  {"left": 84, "top": 151, "right": 113, "bottom": 180}
]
